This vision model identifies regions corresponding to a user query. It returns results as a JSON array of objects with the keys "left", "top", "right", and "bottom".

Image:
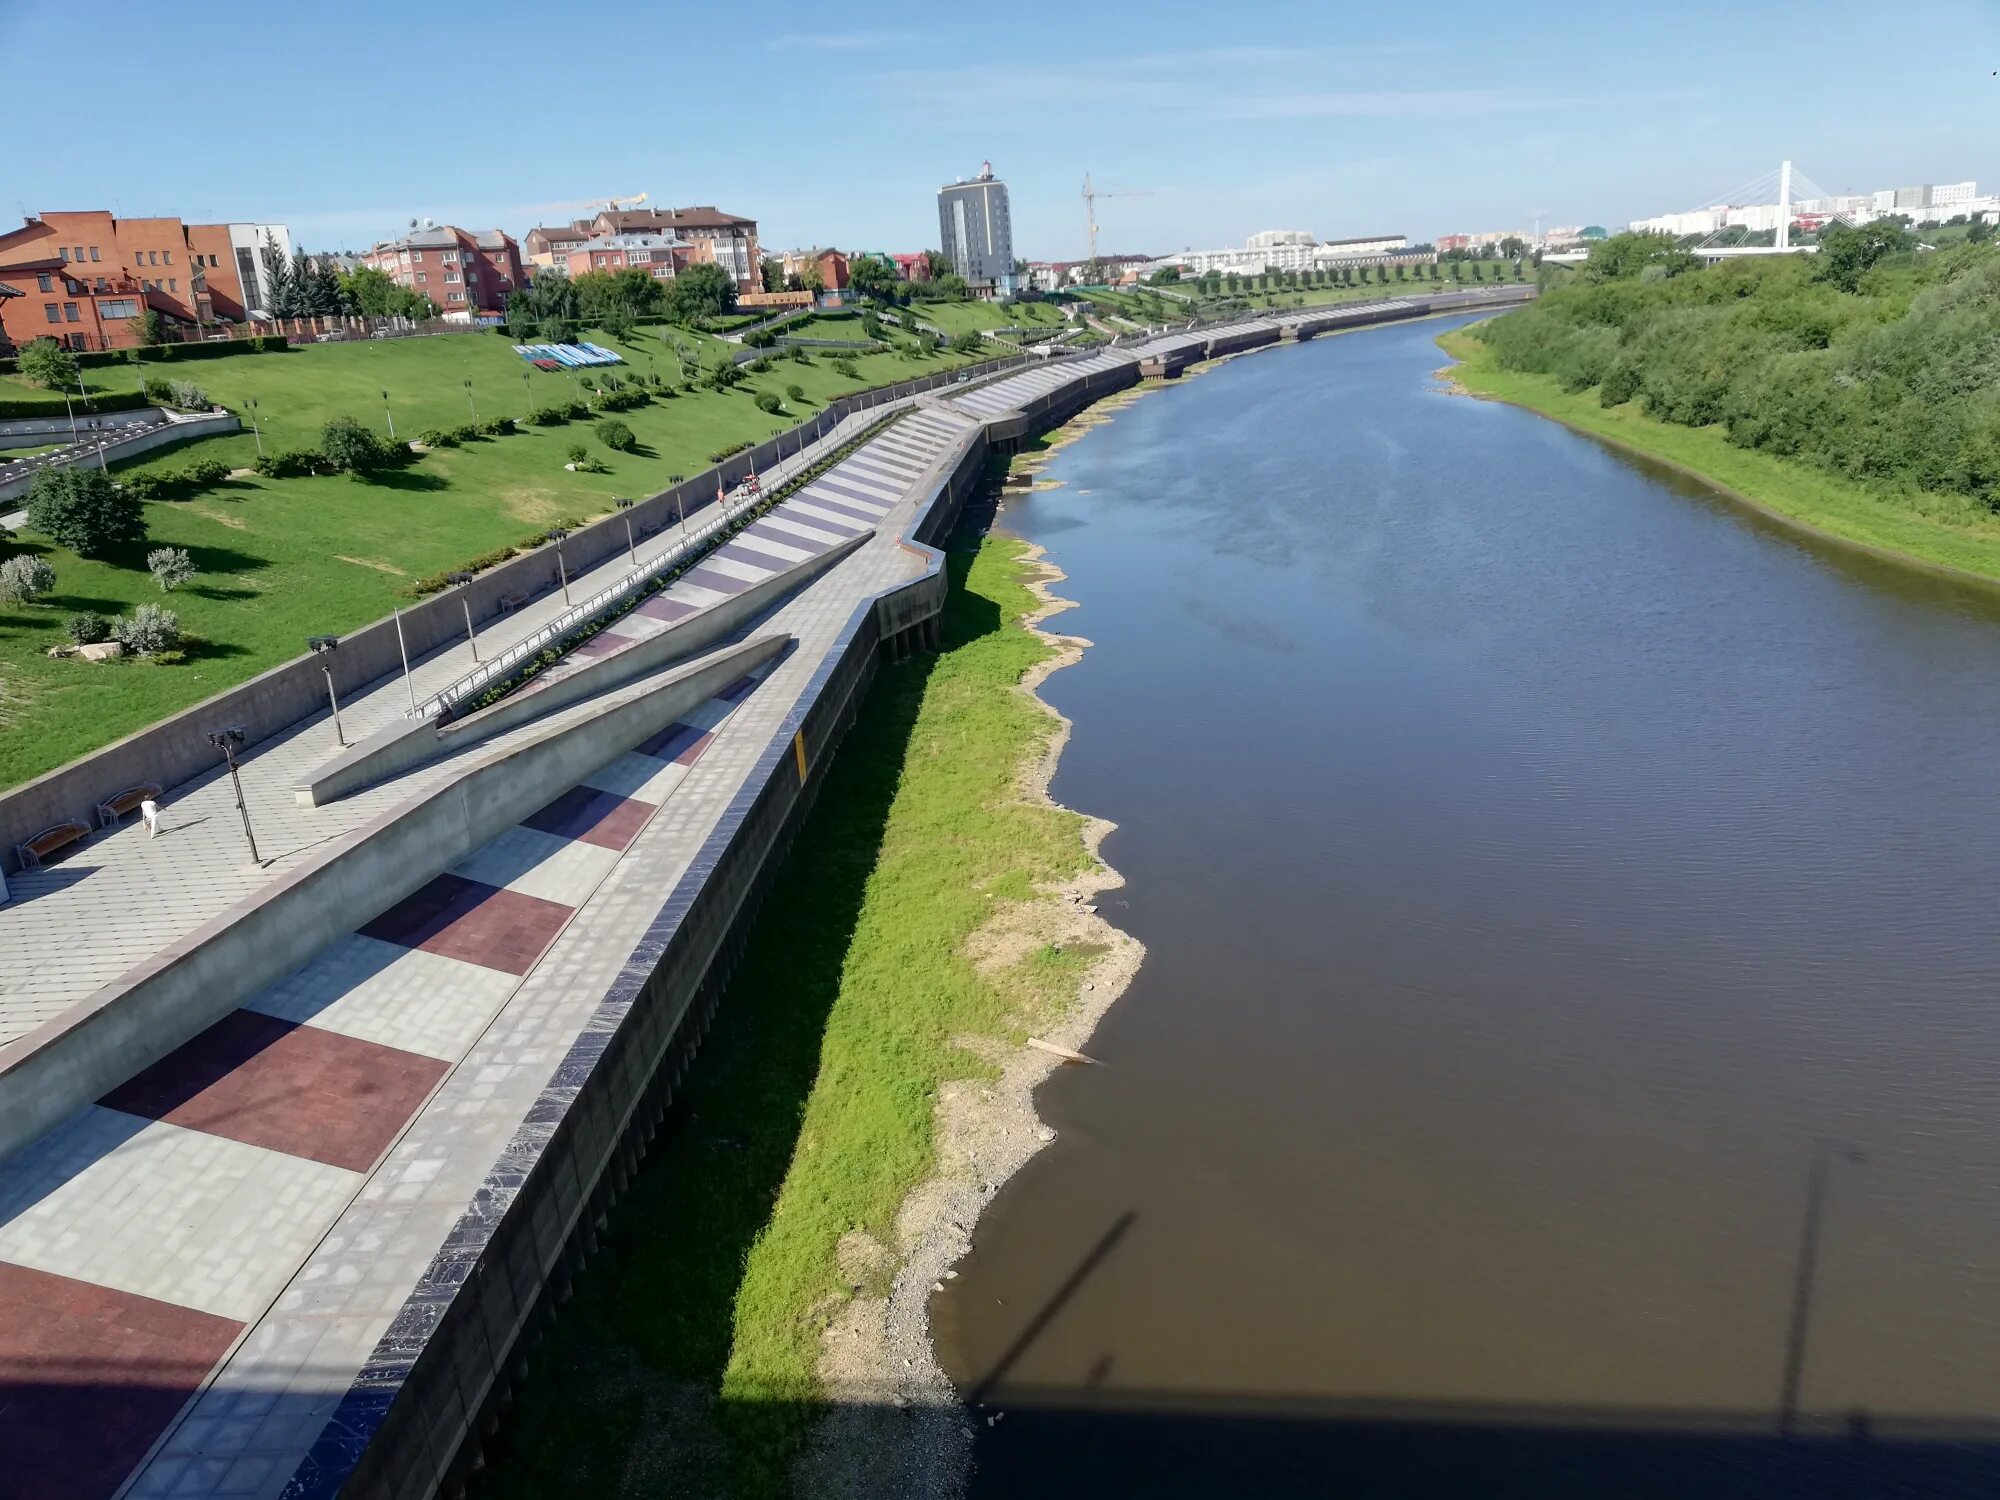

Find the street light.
[
  {"left": 308, "top": 636, "right": 344, "bottom": 746},
  {"left": 248, "top": 397, "right": 263, "bottom": 458},
  {"left": 669, "top": 476, "right": 686, "bottom": 533},
  {"left": 614, "top": 497, "right": 636, "bottom": 566},
  {"left": 447, "top": 571, "right": 478, "bottom": 661},
  {"left": 205, "top": 726, "right": 260, "bottom": 865},
  {"left": 547, "top": 526, "right": 571, "bottom": 605},
  {"left": 381, "top": 389, "right": 395, "bottom": 440},
  {"left": 463, "top": 377, "right": 476, "bottom": 421}
]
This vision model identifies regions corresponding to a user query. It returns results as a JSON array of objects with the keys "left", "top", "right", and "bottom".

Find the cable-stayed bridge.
[{"left": 1546, "top": 160, "right": 1851, "bottom": 263}]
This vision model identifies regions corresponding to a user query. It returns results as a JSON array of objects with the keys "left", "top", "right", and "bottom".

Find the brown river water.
[{"left": 931, "top": 313, "right": 2000, "bottom": 1499}]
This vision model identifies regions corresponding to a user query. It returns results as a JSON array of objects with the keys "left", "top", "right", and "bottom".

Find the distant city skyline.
[{"left": 6, "top": 0, "right": 1997, "bottom": 262}]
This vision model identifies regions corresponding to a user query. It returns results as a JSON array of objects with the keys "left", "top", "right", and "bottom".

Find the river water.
[{"left": 931, "top": 314, "right": 2000, "bottom": 1498}]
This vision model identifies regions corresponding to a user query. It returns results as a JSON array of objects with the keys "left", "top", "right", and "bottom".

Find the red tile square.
[
  {"left": 522, "top": 787, "right": 654, "bottom": 850},
  {"left": 99, "top": 1010, "right": 448, "bottom": 1171},
  {"left": 0, "top": 1261, "right": 242, "bottom": 1500},
  {"left": 358, "top": 874, "right": 573, "bottom": 975}
]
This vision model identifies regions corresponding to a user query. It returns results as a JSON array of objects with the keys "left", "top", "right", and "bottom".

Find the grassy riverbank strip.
[
  {"left": 473, "top": 509, "right": 1112, "bottom": 1498},
  {"left": 1438, "top": 326, "right": 2000, "bottom": 586}
]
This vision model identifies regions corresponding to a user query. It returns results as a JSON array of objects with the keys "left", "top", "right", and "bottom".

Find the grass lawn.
[
  {"left": 0, "top": 326, "right": 980, "bottom": 790},
  {"left": 470, "top": 526, "right": 1093, "bottom": 1500},
  {"left": 1440, "top": 327, "right": 2000, "bottom": 584},
  {"left": 907, "top": 300, "right": 1069, "bottom": 335},
  {"left": 783, "top": 312, "right": 877, "bottom": 342}
]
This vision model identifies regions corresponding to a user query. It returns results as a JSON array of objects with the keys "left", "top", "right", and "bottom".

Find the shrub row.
[
  {"left": 528, "top": 399, "right": 592, "bottom": 427},
  {"left": 122, "top": 456, "right": 232, "bottom": 502},
  {"left": 0, "top": 390, "right": 151, "bottom": 419}
]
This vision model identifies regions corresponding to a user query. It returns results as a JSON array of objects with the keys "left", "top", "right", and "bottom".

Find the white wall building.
[
  {"left": 226, "top": 222, "right": 292, "bottom": 315},
  {"left": 1147, "top": 232, "right": 1413, "bottom": 279},
  {"left": 1632, "top": 179, "right": 1983, "bottom": 239}
]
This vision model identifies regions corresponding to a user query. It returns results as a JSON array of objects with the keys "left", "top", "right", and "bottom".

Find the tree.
[
  {"left": 595, "top": 417, "right": 636, "bottom": 451},
  {"left": 663, "top": 262, "right": 737, "bottom": 323},
  {"left": 146, "top": 546, "right": 198, "bottom": 592},
  {"left": 25, "top": 467, "right": 146, "bottom": 558},
  {"left": 0, "top": 555, "right": 56, "bottom": 606},
  {"left": 1970, "top": 219, "right": 1996, "bottom": 245},
  {"left": 340, "top": 266, "right": 404, "bottom": 318},
  {"left": 849, "top": 255, "right": 899, "bottom": 300},
  {"left": 1583, "top": 231, "right": 1694, "bottom": 283},
  {"left": 600, "top": 301, "right": 635, "bottom": 341},
  {"left": 923, "top": 249, "right": 953, "bottom": 279},
  {"left": 18, "top": 337, "right": 78, "bottom": 391},
  {"left": 127, "top": 308, "right": 168, "bottom": 346},
  {"left": 321, "top": 415, "right": 392, "bottom": 478},
  {"left": 1500, "top": 236, "right": 1526, "bottom": 259},
  {"left": 113, "top": 603, "right": 180, "bottom": 655},
  {"left": 1815, "top": 220, "right": 1912, "bottom": 293},
  {"left": 760, "top": 256, "right": 784, "bottom": 293},
  {"left": 258, "top": 232, "right": 295, "bottom": 316},
  {"left": 950, "top": 330, "right": 983, "bottom": 354}
]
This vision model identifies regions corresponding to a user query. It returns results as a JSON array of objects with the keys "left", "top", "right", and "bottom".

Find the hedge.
[
  {"left": 0, "top": 390, "right": 152, "bottom": 418},
  {"left": 0, "top": 335, "right": 287, "bottom": 378}
]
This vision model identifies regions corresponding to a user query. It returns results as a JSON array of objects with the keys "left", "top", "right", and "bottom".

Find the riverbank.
[
  {"left": 468, "top": 451, "right": 1137, "bottom": 1500},
  {"left": 1437, "top": 326, "right": 2000, "bottom": 587}
]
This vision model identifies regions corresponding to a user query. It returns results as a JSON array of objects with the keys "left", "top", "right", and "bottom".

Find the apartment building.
[
  {"left": 523, "top": 224, "right": 591, "bottom": 271},
  {"left": 938, "top": 162, "right": 1016, "bottom": 299},
  {"left": 569, "top": 206, "right": 759, "bottom": 293},
  {"left": 556, "top": 233, "right": 695, "bottom": 282},
  {"left": 358, "top": 226, "right": 524, "bottom": 315},
  {"left": 0, "top": 211, "right": 291, "bottom": 351}
]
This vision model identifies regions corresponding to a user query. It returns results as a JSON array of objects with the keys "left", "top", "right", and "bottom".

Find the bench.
[
  {"left": 498, "top": 590, "right": 529, "bottom": 612},
  {"left": 96, "top": 782, "right": 163, "bottom": 830},
  {"left": 16, "top": 820, "right": 89, "bottom": 870}
]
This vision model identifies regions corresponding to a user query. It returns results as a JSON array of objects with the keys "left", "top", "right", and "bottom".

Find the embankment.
[{"left": 1438, "top": 326, "right": 2000, "bottom": 589}]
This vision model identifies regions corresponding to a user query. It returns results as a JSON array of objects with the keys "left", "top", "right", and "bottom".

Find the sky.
[{"left": 6, "top": 0, "right": 1998, "bottom": 261}]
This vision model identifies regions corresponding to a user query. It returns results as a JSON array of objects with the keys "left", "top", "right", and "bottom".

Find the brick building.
[
  {"left": 358, "top": 226, "right": 525, "bottom": 316},
  {"left": 572, "top": 207, "right": 759, "bottom": 294},
  {"left": 0, "top": 211, "right": 292, "bottom": 352},
  {"left": 556, "top": 233, "right": 695, "bottom": 283},
  {"left": 523, "top": 224, "right": 590, "bottom": 271}
]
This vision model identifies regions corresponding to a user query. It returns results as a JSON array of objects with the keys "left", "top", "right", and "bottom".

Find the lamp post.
[
  {"left": 615, "top": 497, "right": 636, "bottom": 566},
  {"left": 206, "top": 726, "right": 260, "bottom": 865},
  {"left": 381, "top": 389, "right": 395, "bottom": 440},
  {"left": 547, "top": 526, "right": 571, "bottom": 605},
  {"left": 62, "top": 387, "right": 78, "bottom": 446},
  {"left": 669, "top": 476, "right": 686, "bottom": 534},
  {"left": 308, "top": 636, "right": 344, "bottom": 746},
  {"left": 248, "top": 397, "right": 263, "bottom": 458},
  {"left": 447, "top": 571, "right": 478, "bottom": 661},
  {"left": 463, "top": 377, "right": 476, "bottom": 422},
  {"left": 392, "top": 605, "right": 417, "bottom": 712}
]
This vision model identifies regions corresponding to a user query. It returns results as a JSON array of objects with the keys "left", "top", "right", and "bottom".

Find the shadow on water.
[{"left": 467, "top": 541, "right": 1001, "bottom": 1500}]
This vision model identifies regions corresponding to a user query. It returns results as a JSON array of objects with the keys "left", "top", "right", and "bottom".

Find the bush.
[
  {"left": 24, "top": 467, "right": 146, "bottom": 557},
  {"left": 321, "top": 415, "right": 394, "bottom": 478},
  {"left": 709, "top": 441, "right": 752, "bottom": 463},
  {"left": 417, "top": 427, "right": 456, "bottom": 447},
  {"left": 578, "top": 375, "right": 596, "bottom": 391},
  {"left": 595, "top": 418, "right": 636, "bottom": 452},
  {"left": 742, "top": 327, "right": 776, "bottom": 348},
  {"left": 786, "top": 383, "right": 806, "bottom": 404},
  {"left": 185, "top": 456, "right": 230, "bottom": 485},
  {"left": 0, "top": 554, "right": 56, "bottom": 605},
  {"left": 528, "top": 406, "right": 569, "bottom": 427},
  {"left": 65, "top": 611, "right": 109, "bottom": 645},
  {"left": 593, "top": 388, "right": 648, "bottom": 412},
  {"left": 748, "top": 355, "right": 774, "bottom": 373},
  {"left": 950, "top": 331, "right": 984, "bottom": 354},
  {"left": 831, "top": 357, "right": 859, "bottom": 379},
  {"left": 565, "top": 442, "right": 589, "bottom": 465},
  {"left": 754, "top": 392, "right": 782, "bottom": 415},
  {"left": 142, "top": 376, "right": 174, "bottom": 404},
  {"left": 167, "top": 378, "right": 210, "bottom": 410},
  {"left": 254, "top": 447, "right": 330, "bottom": 479},
  {"left": 113, "top": 602, "right": 181, "bottom": 655},
  {"left": 445, "top": 423, "right": 479, "bottom": 444},
  {"left": 146, "top": 546, "right": 198, "bottom": 592},
  {"left": 121, "top": 473, "right": 167, "bottom": 502},
  {"left": 477, "top": 416, "right": 515, "bottom": 436},
  {"left": 787, "top": 345, "right": 811, "bottom": 363}
]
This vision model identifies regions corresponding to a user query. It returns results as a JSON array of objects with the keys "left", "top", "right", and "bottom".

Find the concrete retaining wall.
[
  {"left": 0, "top": 407, "right": 164, "bottom": 448},
  {"left": 296, "top": 532, "right": 869, "bottom": 807},
  {"left": 0, "top": 635, "right": 787, "bottom": 1162},
  {"left": 0, "top": 411, "right": 239, "bottom": 505}
]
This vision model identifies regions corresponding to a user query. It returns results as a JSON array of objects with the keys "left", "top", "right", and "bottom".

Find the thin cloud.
[{"left": 770, "top": 30, "right": 920, "bottom": 51}]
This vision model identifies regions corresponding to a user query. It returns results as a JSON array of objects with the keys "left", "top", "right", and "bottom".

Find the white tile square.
[
  {"left": 452, "top": 826, "right": 623, "bottom": 904},
  {"left": 583, "top": 752, "right": 692, "bottom": 802},
  {"left": 245, "top": 936, "right": 520, "bottom": 1059},
  {"left": 0, "top": 1108, "right": 357, "bottom": 1321}
]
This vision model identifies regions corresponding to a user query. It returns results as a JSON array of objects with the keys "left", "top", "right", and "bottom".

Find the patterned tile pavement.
[{"left": 0, "top": 393, "right": 1002, "bottom": 1500}]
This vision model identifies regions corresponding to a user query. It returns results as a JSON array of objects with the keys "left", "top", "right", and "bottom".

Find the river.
[{"left": 931, "top": 313, "right": 2000, "bottom": 1498}]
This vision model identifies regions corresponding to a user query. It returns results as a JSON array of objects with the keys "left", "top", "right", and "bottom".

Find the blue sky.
[{"left": 6, "top": 0, "right": 1997, "bottom": 260}]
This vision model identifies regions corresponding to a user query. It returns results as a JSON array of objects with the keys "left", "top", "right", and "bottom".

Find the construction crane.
[
  {"left": 518, "top": 191, "right": 649, "bottom": 222},
  {"left": 1082, "top": 172, "right": 1152, "bottom": 268}
]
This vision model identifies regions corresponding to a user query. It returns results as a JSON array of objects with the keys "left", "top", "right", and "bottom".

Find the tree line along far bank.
[{"left": 1476, "top": 225, "right": 2000, "bottom": 513}]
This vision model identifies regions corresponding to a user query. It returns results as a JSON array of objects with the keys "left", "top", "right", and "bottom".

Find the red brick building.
[
  {"left": 572, "top": 207, "right": 759, "bottom": 294},
  {"left": 358, "top": 226, "right": 525, "bottom": 316},
  {"left": 0, "top": 211, "right": 291, "bottom": 352},
  {"left": 890, "top": 252, "right": 933, "bottom": 283},
  {"left": 556, "top": 233, "right": 696, "bottom": 283}
]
